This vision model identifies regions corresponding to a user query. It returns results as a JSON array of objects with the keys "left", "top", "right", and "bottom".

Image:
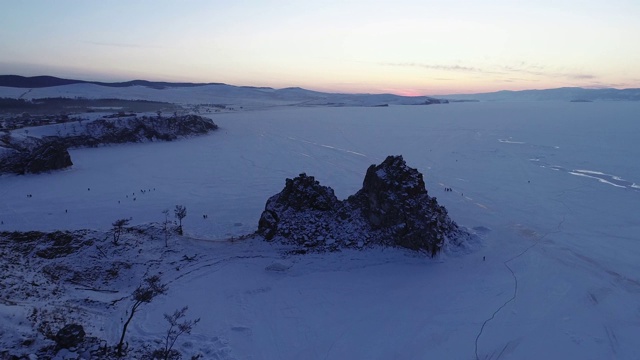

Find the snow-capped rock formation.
[
  {"left": 58, "top": 114, "right": 218, "bottom": 148},
  {"left": 258, "top": 155, "right": 467, "bottom": 256},
  {"left": 0, "top": 136, "right": 73, "bottom": 174},
  {"left": 0, "top": 114, "right": 218, "bottom": 175},
  {"left": 87, "top": 114, "right": 217, "bottom": 143}
]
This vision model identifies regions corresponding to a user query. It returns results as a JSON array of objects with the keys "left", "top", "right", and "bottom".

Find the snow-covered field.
[{"left": 1, "top": 100, "right": 640, "bottom": 359}]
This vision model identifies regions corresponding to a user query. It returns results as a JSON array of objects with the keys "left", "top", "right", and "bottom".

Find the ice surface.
[{"left": 1, "top": 101, "right": 639, "bottom": 359}]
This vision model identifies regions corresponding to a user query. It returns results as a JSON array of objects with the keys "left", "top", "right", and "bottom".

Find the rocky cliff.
[
  {"left": 258, "top": 155, "right": 469, "bottom": 256},
  {"left": 0, "top": 114, "right": 218, "bottom": 175},
  {"left": 0, "top": 136, "right": 73, "bottom": 174}
]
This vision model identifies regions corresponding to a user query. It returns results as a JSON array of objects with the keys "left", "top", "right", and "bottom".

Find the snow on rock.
[
  {"left": 78, "top": 114, "right": 218, "bottom": 144},
  {"left": 55, "top": 114, "right": 219, "bottom": 149},
  {"left": 0, "top": 114, "right": 218, "bottom": 175},
  {"left": 0, "top": 225, "right": 234, "bottom": 359},
  {"left": 0, "top": 136, "right": 73, "bottom": 174},
  {"left": 258, "top": 155, "right": 472, "bottom": 256},
  {"left": 22, "top": 140, "right": 73, "bottom": 174}
]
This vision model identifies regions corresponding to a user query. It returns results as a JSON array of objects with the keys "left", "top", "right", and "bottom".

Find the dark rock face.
[
  {"left": 259, "top": 174, "right": 339, "bottom": 242},
  {"left": 55, "top": 324, "right": 85, "bottom": 348},
  {"left": 350, "top": 156, "right": 458, "bottom": 252},
  {"left": 0, "top": 138, "right": 72, "bottom": 174},
  {"left": 23, "top": 140, "right": 73, "bottom": 174},
  {"left": 352, "top": 155, "right": 428, "bottom": 228},
  {"left": 267, "top": 174, "right": 339, "bottom": 212},
  {"left": 258, "top": 155, "right": 467, "bottom": 256},
  {"left": 60, "top": 114, "right": 218, "bottom": 148},
  {"left": 80, "top": 114, "right": 218, "bottom": 144}
]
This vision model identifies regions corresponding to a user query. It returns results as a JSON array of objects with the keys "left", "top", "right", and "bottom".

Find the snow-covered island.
[{"left": 259, "top": 155, "right": 474, "bottom": 256}]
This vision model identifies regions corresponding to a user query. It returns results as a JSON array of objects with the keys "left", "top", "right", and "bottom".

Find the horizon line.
[{"left": 0, "top": 74, "right": 638, "bottom": 97}]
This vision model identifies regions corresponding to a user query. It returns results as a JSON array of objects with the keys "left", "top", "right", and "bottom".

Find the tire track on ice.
[{"left": 474, "top": 215, "right": 565, "bottom": 360}]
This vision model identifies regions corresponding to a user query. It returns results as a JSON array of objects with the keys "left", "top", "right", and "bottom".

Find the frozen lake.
[
  {"left": 1, "top": 101, "right": 638, "bottom": 238},
  {"left": 1, "top": 101, "right": 639, "bottom": 359}
]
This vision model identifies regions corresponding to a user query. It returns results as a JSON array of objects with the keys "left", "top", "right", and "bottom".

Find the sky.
[{"left": 1, "top": 0, "right": 639, "bottom": 95}]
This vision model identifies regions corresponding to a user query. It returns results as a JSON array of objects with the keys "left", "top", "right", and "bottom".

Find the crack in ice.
[{"left": 474, "top": 216, "right": 565, "bottom": 360}]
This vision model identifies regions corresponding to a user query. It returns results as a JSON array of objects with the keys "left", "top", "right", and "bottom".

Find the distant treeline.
[{"left": 0, "top": 98, "right": 37, "bottom": 109}]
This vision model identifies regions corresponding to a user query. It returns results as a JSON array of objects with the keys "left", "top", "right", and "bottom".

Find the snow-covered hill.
[{"left": 0, "top": 79, "right": 446, "bottom": 108}]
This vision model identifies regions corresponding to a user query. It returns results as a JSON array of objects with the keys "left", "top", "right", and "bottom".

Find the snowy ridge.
[{"left": 0, "top": 82, "right": 446, "bottom": 107}]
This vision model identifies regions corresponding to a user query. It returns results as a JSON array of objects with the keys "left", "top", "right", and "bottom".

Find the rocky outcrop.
[
  {"left": 0, "top": 137, "right": 72, "bottom": 174},
  {"left": 59, "top": 114, "right": 218, "bottom": 148},
  {"left": 258, "top": 155, "right": 468, "bottom": 256},
  {"left": 349, "top": 156, "right": 459, "bottom": 252},
  {"left": 23, "top": 140, "right": 73, "bottom": 174},
  {"left": 83, "top": 114, "right": 218, "bottom": 143},
  {"left": 55, "top": 324, "right": 86, "bottom": 349},
  {"left": 0, "top": 114, "right": 218, "bottom": 175},
  {"left": 259, "top": 174, "right": 339, "bottom": 241}
]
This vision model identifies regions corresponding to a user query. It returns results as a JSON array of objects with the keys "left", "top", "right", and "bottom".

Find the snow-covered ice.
[{"left": 1, "top": 100, "right": 639, "bottom": 359}]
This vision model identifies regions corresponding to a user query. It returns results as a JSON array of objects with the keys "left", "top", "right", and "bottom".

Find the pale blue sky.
[{"left": 1, "top": 0, "right": 639, "bottom": 94}]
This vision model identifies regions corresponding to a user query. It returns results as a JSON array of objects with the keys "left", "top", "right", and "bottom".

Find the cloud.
[
  {"left": 503, "top": 76, "right": 538, "bottom": 82},
  {"left": 548, "top": 72, "right": 596, "bottom": 81},
  {"left": 85, "top": 41, "right": 160, "bottom": 49},
  {"left": 381, "top": 61, "right": 597, "bottom": 82},
  {"left": 582, "top": 81, "right": 633, "bottom": 89},
  {"left": 565, "top": 73, "right": 596, "bottom": 80},
  {"left": 381, "top": 62, "right": 488, "bottom": 73},
  {"left": 498, "top": 64, "right": 596, "bottom": 81}
]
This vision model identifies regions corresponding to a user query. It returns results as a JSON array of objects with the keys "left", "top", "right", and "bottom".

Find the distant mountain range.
[
  {"left": 1, "top": 75, "right": 639, "bottom": 102},
  {"left": 436, "top": 87, "right": 640, "bottom": 102},
  {"left": 0, "top": 75, "right": 225, "bottom": 89},
  {"left": 0, "top": 75, "right": 446, "bottom": 106}
]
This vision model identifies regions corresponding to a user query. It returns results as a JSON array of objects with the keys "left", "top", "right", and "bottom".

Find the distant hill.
[
  {"left": 0, "top": 75, "right": 225, "bottom": 89},
  {"left": 436, "top": 87, "right": 640, "bottom": 102},
  {"left": 2, "top": 76, "right": 639, "bottom": 102},
  {"left": 0, "top": 75, "right": 447, "bottom": 106},
  {"left": 0, "top": 75, "right": 83, "bottom": 88}
]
